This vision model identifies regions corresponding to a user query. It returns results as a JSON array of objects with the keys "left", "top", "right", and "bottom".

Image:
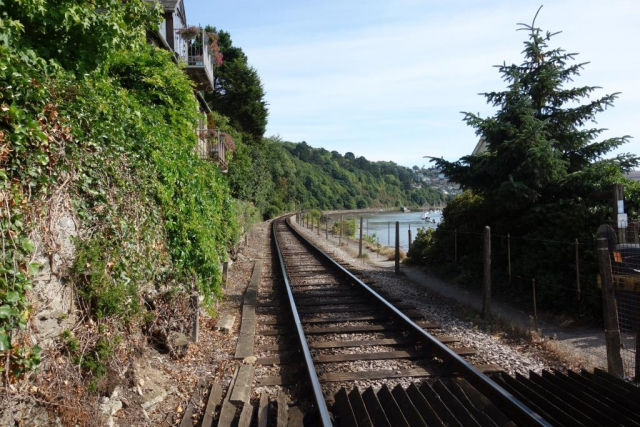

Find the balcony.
[
  {"left": 196, "top": 129, "right": 236, "bottom": 172},
  {"left": 174, "top": 27, "right": 216, "bottom": 91}
]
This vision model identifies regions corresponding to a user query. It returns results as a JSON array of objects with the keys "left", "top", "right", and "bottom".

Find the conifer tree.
[
  {"left": 433, "top": 8, "right": 637, "bottom": 225},
  {"left": 422, "top": 9, "right": 639, "bottom": 312}
]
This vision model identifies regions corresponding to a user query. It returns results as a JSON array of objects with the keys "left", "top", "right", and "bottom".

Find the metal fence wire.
[{"left": 608, "top": 222, "right": 640, "bottom": 379}]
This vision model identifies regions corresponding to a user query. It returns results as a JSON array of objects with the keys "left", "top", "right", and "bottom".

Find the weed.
[
  {"left": 61, "top": 330, "right": 80, "bottom": 353},
  {"left": 71, "top": 334, "right": 120, "bottom": 380}
]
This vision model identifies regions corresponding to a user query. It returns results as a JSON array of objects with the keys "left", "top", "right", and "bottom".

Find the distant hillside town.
[{"left": 412, "top": 166, "right": 461, "bottom": 197}]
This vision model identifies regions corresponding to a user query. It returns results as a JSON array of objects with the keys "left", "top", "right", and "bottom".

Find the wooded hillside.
[{"left": 229, "top": 138, "right": 449, "bottom": 218}]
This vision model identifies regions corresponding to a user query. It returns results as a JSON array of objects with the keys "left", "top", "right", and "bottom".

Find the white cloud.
[{"left": 193, "top": 0, "right": 640, "bottom": 165}]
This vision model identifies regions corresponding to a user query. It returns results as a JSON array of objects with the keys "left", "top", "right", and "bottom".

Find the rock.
[
  {"left": 243, "top": 356, "right": 257, "bottom": 364},
  {"left": 168, "top": 331, "right": 189, "bottom": 357},
  {"left": 111, "top": 386, "right": 122, "bottom": 399},
  {"left": 0, "top": 401, "right": 57, "bottom": 427},
  {"left": 31, "top": 208, "right": 79, "bottom": 350},
  {"left": 101, "top": 397, "right": 123, "bottom": 426},
  {"left": 141, "top": 386, "right": 176, "bottom": 410},
  {"left": 169, "top": 332, "right": 189, "bottom": 348},
  {"left": 101, "top": 399, "right": 122, "bottom": 416},
  {"left": 215, "top": 314, "right": 235, "bottom": 333}
]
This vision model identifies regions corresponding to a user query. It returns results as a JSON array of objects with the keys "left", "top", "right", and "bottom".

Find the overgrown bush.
[
  {"left": 0, "top": 0, "right": 239, "bottom": 382},
  {"left": 68, "top": 45, "right": 238, "bottom": 314},
  {"left": 363, "top": 232, "right": 378, "bottom": 245},
  {"left": 0, "top": 46, "right": 65, "bottom": 379},
  {"left": 405, "top": 228, "right": 434, "bottom": 265},
  {"left": 331, "top": 218, "right": 356, "bottom": 238},
  {"left": 233, "top": 199, "right": 262, "bottom": 240},
  {"left": 307, "top": 209, "right": 323, "bottom": 226}
]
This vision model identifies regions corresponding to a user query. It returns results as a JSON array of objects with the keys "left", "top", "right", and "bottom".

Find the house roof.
[
  {"left": 156, "top": 0, "right": 180, "bottom": 11},
  {"left": 625, "top": 171, "right": 640, "bottom": 181},
  {"left": 472, "top": 137, "right": 487, "bottom": 155}
]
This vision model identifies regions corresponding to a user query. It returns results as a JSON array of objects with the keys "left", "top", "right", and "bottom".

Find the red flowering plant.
[
  {"left": 177, "top": 25, "right": 200, "bottom": 40},
  {"left": 222, "top": 132, "right": 235, "bottom": 151},
  {"left": 206, "top": 31, "right": 224, "bottom": 67}
]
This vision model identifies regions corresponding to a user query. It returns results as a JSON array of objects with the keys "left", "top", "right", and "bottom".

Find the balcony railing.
[
  {"left": 174, "top": 28, "right": 215, "bottom": 91},
  {"left": 196, "top": 129, "right": 235, "bottom": 172}
]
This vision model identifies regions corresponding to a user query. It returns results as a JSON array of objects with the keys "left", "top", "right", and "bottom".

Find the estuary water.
[{"left": 350, "top": 210, "right": 442, "bottom": 252}]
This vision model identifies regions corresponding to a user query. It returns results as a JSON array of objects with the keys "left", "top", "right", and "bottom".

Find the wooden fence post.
[
  {"left": 359, "top": 217, "right": 363, "bottom": 258},
  {"left": 191, "top": 293, "right": 199, "bottom": 343},
  {"left": 507, "top": 233, "right": 511, "bottom": 285},
  {"left": 339, "top": 215, "right": 343, "bottom": 246},
  {"left": 222, "top": 261, "right": 229, "bottom": 287},
  {"left": 325, "top": 218, "right": 328, "bottom": 240},
  {"left": 482, "top": 226, "right": 491, "bottom": 319},
  {"left": 395, "top": 221, "right": 400, "bottom": 275},
  {"left": 388, "top": 222, "right": 390, "bottom": 245},
  {"left": 575, "top": 238, "right": 581, "bottom": 301},
  {"left": 408, "top": 229, "right": 412, "bottom": 252},
  {"left": 597, "top": 224, "right": 624, "bottom": 377},
  {"left": 636, "top": 299, "right": 640, "bottom": 382},
  {"left": 613, "top": 183, "right": 625, "bottom": 243},
  {"left": 532, "top": 279, "right": 538, "bottom": 331},
  {"left": 454, "top": 229, "right": 458, "bottom": 266}
]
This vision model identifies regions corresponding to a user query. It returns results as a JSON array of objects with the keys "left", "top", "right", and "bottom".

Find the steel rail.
[
  {"left": 271, "top": 219, "right": 333, "bottom": 427},
  {"left": 283, "top": 216, "right": 552, "bottom": 427}
]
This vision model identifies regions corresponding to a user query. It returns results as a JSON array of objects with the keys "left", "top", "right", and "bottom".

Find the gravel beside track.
[{"left": 292, "top": 218, "right": 554, "bottom": 377}]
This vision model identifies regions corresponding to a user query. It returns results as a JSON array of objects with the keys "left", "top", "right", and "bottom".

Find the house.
[
  {"left": 146, "top": 0, "right": 235, "bottom": 172},
  {"left": 625, "top": 171, "right": 640, "bottom": 182},
  {"left": 472, "top": 137, "right": 487, "bottom": 155}
]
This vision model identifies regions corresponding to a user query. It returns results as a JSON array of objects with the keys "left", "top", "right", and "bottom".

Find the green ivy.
[
  {"left": 0, "top": 46, "right": 56, "bottom": 378},
  {"left": 0, "top": 0, "right": 240, "bottom": 379}
]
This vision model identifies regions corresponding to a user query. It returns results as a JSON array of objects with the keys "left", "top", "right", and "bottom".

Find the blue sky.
[{"left": 188, "top": 0, "right": 639, "bottom": 168}]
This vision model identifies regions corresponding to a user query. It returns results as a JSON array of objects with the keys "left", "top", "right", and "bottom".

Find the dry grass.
[
  {"left": 450, "top": 300, "right": 597, "bottom": 372},
  {"left": 540, "top": 337, "right": 600, "bottom": 371},
  {"left": 377, "top": 247, "right": 406, "bottom": 261}
]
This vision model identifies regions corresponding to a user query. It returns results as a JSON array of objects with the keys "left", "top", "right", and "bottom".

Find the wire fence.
[
  {"left": 298, "top": 211, "right": 640, "bottom": 379},
  {"left": 432, "top": 222, "right": 639, "bottom": 380},
  {"left": 606, "top": 222, "right": 639, "bottom": 379},
  {"left": 433, "top": 227, "right": 600, "bottom": 305}
]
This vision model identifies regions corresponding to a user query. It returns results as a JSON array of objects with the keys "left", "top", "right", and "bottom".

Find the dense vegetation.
[
  {"left": 229, "top": 138, "right": 449, "bottom": 218},
  {"left": 0, "top": 0, "right": 242, "bottom": 386},
  {"left": 205, "top": 27, "right": 268, "bottom": 144},
  {"left": 408, "top": 12, "right": 639, "bottom": 316}
]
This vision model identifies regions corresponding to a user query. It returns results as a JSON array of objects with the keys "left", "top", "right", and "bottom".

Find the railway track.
[
  {"left": 265, "top": 216, "right": 547, "bottom": 426},
  {"left": 192, "top": 215, "right": 640, "bottom": 427}
]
